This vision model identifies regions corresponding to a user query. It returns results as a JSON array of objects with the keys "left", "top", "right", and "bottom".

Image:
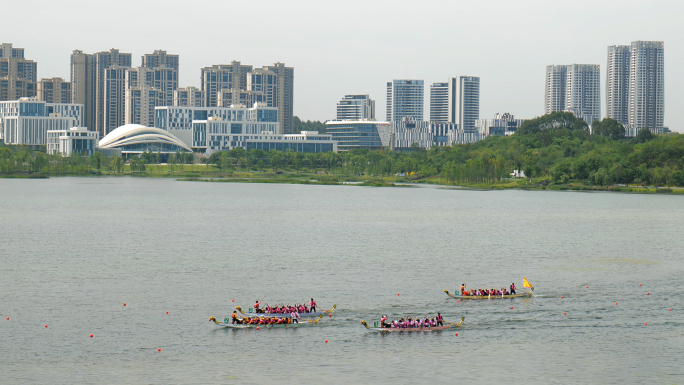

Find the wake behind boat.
[{"left": 445, "top": 277, "right": 534, "bottom": 300}]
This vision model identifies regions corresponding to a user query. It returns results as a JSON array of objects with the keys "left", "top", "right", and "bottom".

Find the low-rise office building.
[
  {"left": 194, "top": 116, "right": 336, "bottom": 155},
  {"left": 325, "top": 120, "right": 393, "bottom": 151},
  {"left": 0, "top": 98, "right": 83, "bottom": 145},
  {"left": 393, "top": 119, "right": 455, "bottom": 150},
  {"left": 46, "top": 126, "right": 98, "bottom": 156},
  {"left": 475, "top": 113, "right": 526, "bottom": 137}
]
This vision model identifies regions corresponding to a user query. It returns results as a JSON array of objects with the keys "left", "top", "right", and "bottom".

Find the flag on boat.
[{"left": 523, "top": 277, "right": 533, "bottom": 288}]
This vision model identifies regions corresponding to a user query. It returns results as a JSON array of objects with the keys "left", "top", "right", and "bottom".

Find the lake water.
[{"left": 1, "top": 177, "right": 682, "bottom": 384}]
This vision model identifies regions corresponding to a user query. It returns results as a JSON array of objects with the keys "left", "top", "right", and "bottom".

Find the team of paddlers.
[
  {"left": 379, "top": 313, "right": 445, "bottom": 328},
  {"left": 252, "top": 298, "right": 317, "bottom": 314},
  {"left": 231, "top": 311, "right": 299, "bottom": 325},
  {"left": 459, "top": 283, "right": 517, "bottom": 296}
]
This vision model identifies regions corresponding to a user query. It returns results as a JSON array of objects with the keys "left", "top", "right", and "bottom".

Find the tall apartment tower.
[
  {"left": 448, "top": 76, "right": 480, "bottom": 130},
  {"left": 173, "top": 86, "right": 204, "bottom": 107},
  {"left": 200, "top": 62, "right": 252, "bottom": 107},
  {"left": 0, "top": 43, "right": 38, "bottom": 101},
  {"left": 139, "top": 50, "right": 179, "bottom": 107},
  {"left": 430, "top": 82, "right": 448, "bottom": 122},
  {"left": 70, "top": 50, "right": 97, "bottom": 131},
  {"left": 386, "top": 80, "right": 424, "bottom": 122},
  {"left": 607, "top": 41, "right": 664, "bottom": 135},
  {"left": 37, "top": 77, "right": 71, "bottom": 104},
  {"left": 545, "top": 64, "right": 600, "bottom": 125},
  {"left": 629, "top": 41, "right": 664, "bottom": 134},
  {"left": 246, "top": 68, "right": 277, "bottom": 107},
  {"left": 606, "top": 45, "right": 630, "bottom": 125},
  {"left": 262, "top": 63, "right": 294, "bottom": 134},
  {"left": 336, "top": 95, "right": 375, "bottom": 121}
]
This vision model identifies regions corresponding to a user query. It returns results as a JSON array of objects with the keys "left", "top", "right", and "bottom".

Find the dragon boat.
[
  {"left": 236, "top": 305, "right": 336, "bottom": 318},
  {"left": 444, "top": 290, "right": 533, "bottom": 299},
  {"left": 445, "top": 278, "right": 534, "bottom": 300},
  {"left": 209, "top": 314, "right": 324, "bottom": 328},
  {"left": 360, "top": 317, "right": 464, "bottom": 332}
]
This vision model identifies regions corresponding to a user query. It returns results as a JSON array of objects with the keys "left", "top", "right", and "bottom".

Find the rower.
[
  {"left": 254, "top": 300, "right": 262, "bottom": 313},
  {"left": 510, "top": 283, "right": 516, "bottom": 295},
  {"left": 231, "top": 310, "right": 239, "bottom": 324},
  {"left": 460, "top": 283, "right": 465, "bottom": 295},
  {"left": 291, "top": 310, "right": 300, "bottom": 323},
  {"left": 310, "top": 298, "right": 317, "bottom": 312},
  {"left": 380, "top": 315, "right": 390, "bottom": 328},
  {"left": 436, "top": 312, "right": 444, "bottom": 326}
]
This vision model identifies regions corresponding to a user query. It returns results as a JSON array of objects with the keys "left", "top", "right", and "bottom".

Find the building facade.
[
  {"left": 46, "top": 126, "right": 98, "bottom": 156},
  {"left": 336, "top": 94, "right": 375, "bottom": 121},
  {"left": 325, "top": 120, "right": 393, "bottom": 151},
  {"left": 448, "top": 76, "right": 480, "bottom": 131},
  {"left": 0, "top": 43, "right": 37, "bottom": 101},
  {"left": 475, "top": 113, "right": 527, "bottom": 136},
  {"left": 173, "top": 87, "right": 204, "bottom": 107},
  {"left": 0, "top": 98, "right": 82, "bottom": 145},
  {"left": 155, "top": 103, "right": 280, "bottom": 149},
  {"left": 545, "top": 64, "right": 600, "bottom": 125},
  {"left": 606, "top": 45, "right": 631, "bottom": 126},
  {"left": 37, "top": 77, "right": 71, "bottom": 104},
  {"left": 429, "top": 82, "right": 448, "bottom": 122},
  {"left": 386, "top": 80, "right": 424, "bottom": 122},
  {"left": 629, "top": 41, "right": 664, "bottom": 135},
  {"left": 393, "top": 119, "right": 455, "bottom": 150},
  {"left": 70, "top": 50, "right": 97, "bottom": 133}
]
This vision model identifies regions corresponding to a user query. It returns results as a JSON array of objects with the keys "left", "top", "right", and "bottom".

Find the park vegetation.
[{"left": 2, "top": 112, "right": 684, "bottom": 191}]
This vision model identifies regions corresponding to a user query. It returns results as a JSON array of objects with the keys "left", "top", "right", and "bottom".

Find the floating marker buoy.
[
  {"left": 256, "top": 327, "right": 259, "bottom": 330},
  {"left": 647, "top": 292, "right": 650, "bottom": 295},
  {"left": 232, "top": 299, "right": 234, "bottom": 302},
  {"left": 564, "top": 313, "right": 566, "bottom": 315},
  {"left": 457, "top": 300, "right": 460, "bottom": 303},
  {"left": 90, "top": 334, "right": 93, "bottom": 338},
  {"left": 166, "top": 311, "right": 169, "bottom": 314},
  {"left": 640, "top": 284, "right": 642, "bottom": 286},
  {"left": 586, "top": 286, "right": 588, "bottom": 289},
  {"left": 669, "top": 309, "right": 672, "bottom": 311},
  {"left": 561, "top": 296, "right": 564, "bottom": 299},
  {"left": 397, "top": 293, "right": 400, "bottom": 296},
  {"left": 158, "top": 348, "right": 161, "bottom": 352},
  {"left": 616, "top": 303, "right": 618, "bottom": 305},
  {"left": 329, "top": 314, "right": 332, "bottom": 317},
  {"left": 123, "top": 303, "right": 126, "bottom": 306},
  {"left": 455, "top": 333, "right": 458, "bottom": 336},
  {"left": 510, "top": 307, "right": 513, "bottom": 309},
  {"left": 5, "top": 317, "right": 8, "bottom": 320},
  {"left": 325, "top": 340, "right": 328, "bottom": 343},
  {"left": 644, "top": 323, "right": 647, "bottom": 325},
  {"left": 45, "top": 325, "right": 48, "bottom": 328}
]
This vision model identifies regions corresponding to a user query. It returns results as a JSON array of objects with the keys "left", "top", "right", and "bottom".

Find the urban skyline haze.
[{"left": 2, "top": 0, "right": 682, "bottom": 129}]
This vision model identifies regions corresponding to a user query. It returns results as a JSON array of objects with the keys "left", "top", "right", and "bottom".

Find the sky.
[{"left": 4, "top": 0, "right": 683, "bottom": 130}]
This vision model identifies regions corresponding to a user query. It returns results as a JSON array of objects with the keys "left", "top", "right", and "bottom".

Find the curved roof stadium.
[{"left": 99, "top": 124, "right": 192, "bottom": 154}]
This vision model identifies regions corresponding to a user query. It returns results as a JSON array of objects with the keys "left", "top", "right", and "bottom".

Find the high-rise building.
[
  {"left": 137, "top": 50, "right": 178, "bottom": 107},
  {"left": 247, "top": 68, "right": 277, "bottom": 108},
  {"left": 606, "top": 45, "right": 630, "bottom": 126},
  {"left": 37, "top": 77, "right": 71, "bottom": 104},
  {"left": 173, "top": 86, "right": 204, "bottom": 107},
  {"left": 103, "top": 65, "right": 129, "bottom": 134},
  {"left": 0, "top": 43, "right": 37, "bottom": 101},
  {"left": 545, "top": 64, "right": 600, "bottom": 125},
  {"left": 606, "top": 41, "right": 664, "bottom": 136},
  {"left": 336, "top": 95, "right": 375, "bottom": 121},
  {"left": 141, "top": 50, "right": 179, "bottom": 72},
  {"left": 629, "top": 41, "right": 664, "bottom": 134},
  {"left": 200, "top": 62, "right": 252, "bottom": 107},
  {"left": 448, "top": 76, "right": 480, "bottom": 131},
  {"left": 125, "top": 84, "right": 162, "bottom": 127},
  {"left": 70, "top": 50, "right": 97, "bottom": 132},
  {"left": 386, "top": 80, "right": 424, "bottom": 122},
  {"left": 261, "top": 63, "right": 294, "bottom": 134},
  {"left": 429, "top": 82, "right": 448, "bottom": 122}
]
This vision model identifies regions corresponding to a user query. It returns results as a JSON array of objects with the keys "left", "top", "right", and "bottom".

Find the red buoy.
[
  {"left": 397, "top": 293, "right": 400, "bottom": 296},
  {"left": 644, "top": 323, "right": 647, "bottom": 326},
  {"left": 669, "top": 309, "right": 672, "bottom": 311},
  {"left": 232, "top": 299, "right": 234, "bottom": 302},
  {"left": 457, "top": 300, "right": 460, "bottom": 303},
  {"left": 510, "top": 307, "right": 513, "bottom": 309},
  {"left": 640, "top": 284, "right": 642, "bottom": 286},
  {"left": 647, "top": 292, "right": 650, "bottom": 295},
  {"left": 45, "top": 325, "right": 48, "bottom": 328},
  {"left": 166, "top": 311, "right": 169, "bottom": 314},
  {"left": 616, "top": 303, "right": 618, "bottom": 305},
  {"left": 561, "top": 296, "right": 564, "bottom": 299},
  {"left": 455, "top": 333, "right": 459, "bottom": 336},
  {"left": 123, "top": 303, "right": 126, "bottom": 306},
  {"left": 158, "top": 348, "right": 161, "bottom": 352},
  {"left": 5, "top": 317, "right": 8, "bottom": 320},
  {"left": 564, "top": 313, "right": 566, "bottom": 315},
  {"left": 90, "top": 334, "right": 93, "bottom": 338},
  {"left": 325, "top": 340, "right": 328, "bottom": 343},
  {"left": 256, "top": 327, "right": 259, "bottom": 330},
  {"left": 329, "top": 313, "right": 332, "bottom": 317},
  {"left": 586, "top": 286, "right": 588, "bottom": 289}
]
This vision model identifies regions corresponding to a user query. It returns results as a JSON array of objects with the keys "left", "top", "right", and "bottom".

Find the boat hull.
[
  {"left": 212, "top": 322, "right": 314, "bottom": 329},
  {"left": 364, "top": 325, "right": 453, "bottom": 332},
  {"left": 444, "top": 290, "right": 532, "bottom": 299}
]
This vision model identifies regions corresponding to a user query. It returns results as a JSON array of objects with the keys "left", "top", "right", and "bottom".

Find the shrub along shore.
[{"left": 2, "top": 112, "right": 683, "bottom": 193}]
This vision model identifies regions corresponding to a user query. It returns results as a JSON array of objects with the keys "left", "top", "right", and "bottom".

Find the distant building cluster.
[{"left": 0, "top": 39, "right": 668, "bottom": 156}]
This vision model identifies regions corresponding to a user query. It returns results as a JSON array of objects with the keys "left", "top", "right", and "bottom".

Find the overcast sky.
[{"left": 4, "top": 0, "right": 683, "bottom": 129}]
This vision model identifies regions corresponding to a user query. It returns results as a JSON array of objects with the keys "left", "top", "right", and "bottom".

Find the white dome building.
[{"left": 99, "top": 124, "right": 192, "bottom": 157}]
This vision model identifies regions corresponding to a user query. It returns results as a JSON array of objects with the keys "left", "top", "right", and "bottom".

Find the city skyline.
[{"left": 1, "top": 1, "right": 682, "bottom": 131}]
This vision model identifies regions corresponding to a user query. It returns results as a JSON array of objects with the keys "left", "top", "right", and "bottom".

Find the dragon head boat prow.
[{"left": 208, "top": 316, "right": 220, "bottom": 325}]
